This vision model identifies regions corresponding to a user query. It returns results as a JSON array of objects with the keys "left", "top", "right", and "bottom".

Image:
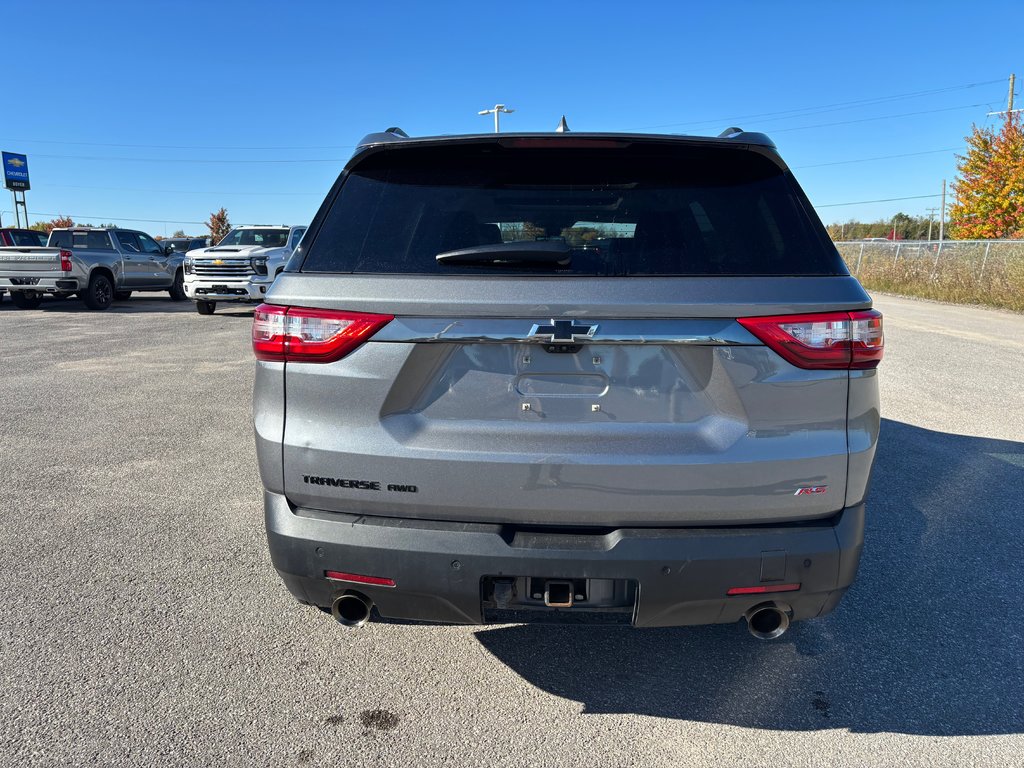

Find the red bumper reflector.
[
  {"left": 726, "top": 583, "right": 801, "bottom": 596},
  {"left": 325, "top": 570, "right": 396, "bottom": 588}
]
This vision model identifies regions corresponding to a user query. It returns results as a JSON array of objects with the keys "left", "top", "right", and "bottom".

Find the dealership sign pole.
[{"left": 3, "top": 151, "right": 30, "bottom": 228}]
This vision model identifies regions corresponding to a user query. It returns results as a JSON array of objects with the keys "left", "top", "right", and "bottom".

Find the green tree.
[
  {"left": 171, "top": 229, "right": 186, "bottom": 238},
  {"left": 949, "top": 113, "right": 1024, "bottom": 239}
]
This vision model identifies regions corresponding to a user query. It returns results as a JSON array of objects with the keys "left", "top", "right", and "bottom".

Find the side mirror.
[{"left": 164, "top": 244, "right": 174, "bottom": 255}]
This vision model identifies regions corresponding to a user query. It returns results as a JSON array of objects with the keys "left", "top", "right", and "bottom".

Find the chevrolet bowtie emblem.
[
  {"left": 212, "top": 259, "right": 224, "bottom": 265},
  {"left": 528, "top": 319, "right": 599, "bottom": 343}
]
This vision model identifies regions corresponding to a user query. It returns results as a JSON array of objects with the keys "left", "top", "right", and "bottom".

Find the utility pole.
[
  {"left": 938, "top": 179, "right": 946, "bottom": 241},
  {"left": 986, "top": 73, "right": 1020, "bottom": 119},
  {"left": 478, "top": 104, "right": 514, "bottom": 133},
  {"left": 925, "top": 207, "right": 938, "bottom": 241}
]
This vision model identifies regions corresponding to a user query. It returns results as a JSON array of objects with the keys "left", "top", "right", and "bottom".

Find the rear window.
[
  {"left": 48, "top": 230, "right": 112, "bottom": 250},
  {"left": 9, "top": 230, "right": 48, "bottom": 247},
  {"left": 302, "top": 142, "right": 845, "bottom": 276}
]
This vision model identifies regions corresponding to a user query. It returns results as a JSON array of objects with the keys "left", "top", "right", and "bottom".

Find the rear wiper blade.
[{"left": 435, "top": 241, "right": 572, "bottom": 266}]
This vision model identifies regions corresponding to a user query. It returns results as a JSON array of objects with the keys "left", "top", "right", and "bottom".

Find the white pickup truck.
[{"left": 182, "top": 225, "right": 306, "bottom": 315}]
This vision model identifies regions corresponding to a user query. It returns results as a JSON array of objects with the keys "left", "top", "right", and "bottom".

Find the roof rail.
[
  {"left": 717, "top": 127, "right": 777, "bottom": 148},
  {"left": 357, "top": 126, "right": 410, "bottom": 147}
]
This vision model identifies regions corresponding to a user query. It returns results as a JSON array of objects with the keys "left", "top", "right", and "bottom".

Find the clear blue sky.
[{"left": 2, "top": 0, "right": 1018, "bottom": 235}]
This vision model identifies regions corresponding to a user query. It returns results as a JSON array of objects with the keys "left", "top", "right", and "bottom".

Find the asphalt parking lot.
[{"left": 1, "top": 293, "right": 1022, "bottom": 767}]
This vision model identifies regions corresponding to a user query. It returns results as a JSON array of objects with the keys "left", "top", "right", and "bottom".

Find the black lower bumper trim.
[{"left": 264, "top": 490, "right": 864, "bottom": 628}]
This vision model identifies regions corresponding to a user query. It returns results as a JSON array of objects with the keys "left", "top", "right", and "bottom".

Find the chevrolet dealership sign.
[{"left": 3, "top": 151, "right": 30, "bottom": 190}]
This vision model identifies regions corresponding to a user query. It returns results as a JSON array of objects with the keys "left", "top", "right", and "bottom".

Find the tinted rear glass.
[
  {"left": 10, "top": 230, "right": 48, "bottom": 247},
  {"left": 48, "top": 230, "right": 112, "bottom": 250},
  {"left": 302, "top": 142, "right": 845, "bottom": 276}
]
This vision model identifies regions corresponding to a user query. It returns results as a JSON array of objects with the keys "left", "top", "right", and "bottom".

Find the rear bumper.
[
  {"left": 264, "top": 490, "right": 865, "bottom": 627},
  {"left": 0, "top": 276, "right": 79, "bottom": 292}
]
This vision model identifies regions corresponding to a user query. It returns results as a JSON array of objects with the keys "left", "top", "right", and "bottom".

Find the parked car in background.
[
  {"left": 183, "top": 225, "right": 306, "bottom": 315},
  {"left": 0, "top": 228, "right": 47, "bottom": 247},
  {"left": 254, "top": 127, "right": 883, "bottom": 639},
  {"left": 162, "top": 236, "right": 210, "bottom": 255},
  {"left": 0, "top": 229, "right": 48, "bottom": 301},
  {"left": 0, "top": 227, "right": 187, "bottom": 310}
]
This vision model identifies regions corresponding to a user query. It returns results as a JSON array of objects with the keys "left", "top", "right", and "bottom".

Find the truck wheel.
[
  {"left": 11, "top": 291, "right": 42, "bottom": 309},
  {"left": 196, "top": 300, "right": 216, "bottom": 315},
  {"left": 169, "top": 270, "right": 187, "bottom": 301},
  {"left": 83, "top": 273, "right": 114, "bottom": 310},
  {"left": 114, "top": 290, "right": 132, "bottom": 300}
]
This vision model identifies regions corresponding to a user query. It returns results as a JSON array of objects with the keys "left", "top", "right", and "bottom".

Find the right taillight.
[
  {"left": 252, "top": 304, "right": 393, "bottom": 363},
  {"left": 59, "top": 249, "right": 73, "bottom": 272},
  {"left": 738, "top": 309, "right": 884, "bottom": 370}
]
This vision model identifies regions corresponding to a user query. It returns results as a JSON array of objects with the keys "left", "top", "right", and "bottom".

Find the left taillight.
[
  {"left": 59, "top": 249, "right": 73, "bottom": 272},
  {"left": 252, "top": 304, "right": 393, "bottom": 363},
  {"left": 738, "top": 309, "right": 884, "bottom": 370}
]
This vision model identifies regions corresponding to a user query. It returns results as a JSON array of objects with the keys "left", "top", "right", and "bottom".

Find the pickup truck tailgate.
[{"left": 0, "top": 247, "right": 64, "bottom": 275}]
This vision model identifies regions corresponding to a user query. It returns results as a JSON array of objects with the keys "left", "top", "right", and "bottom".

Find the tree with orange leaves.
[
  {"left": 206, "top": 207, "right": 231, "bottom": 244},
  {"left": 949, "top": 113, "right": 1024, "bottom": 239},
  {"left": 38, "top": 215, "right": 75, "bottom": 232}
]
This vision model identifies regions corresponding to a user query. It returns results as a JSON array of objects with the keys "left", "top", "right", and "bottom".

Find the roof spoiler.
[
  {"left": 357, "top": 126, "right": 410, "bottom": 147},
  {"left": 717, "top": 127, "right": 777, "bottom": 148}
]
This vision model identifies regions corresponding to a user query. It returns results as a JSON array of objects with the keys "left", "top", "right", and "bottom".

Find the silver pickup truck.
[{"left": 0, "top": 227, "right": 187, "bottom": 310}]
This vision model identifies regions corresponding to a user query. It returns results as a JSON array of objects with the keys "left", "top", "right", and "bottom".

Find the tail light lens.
[
  {"left": 252, "top": 304, "right": 393, "bottom": 363},
  {"left": 738, "top": 310, "right": 884, "bottom": 370},
  {"left": 59, "top": 249, "right": 73, "bottom": 272}
]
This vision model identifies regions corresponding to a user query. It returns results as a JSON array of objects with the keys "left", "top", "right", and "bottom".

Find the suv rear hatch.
[{"left": 265, "top": 135, "right": 874, "bottom": 527}]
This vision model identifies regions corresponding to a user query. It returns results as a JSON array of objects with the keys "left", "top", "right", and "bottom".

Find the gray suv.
[{"left": 252, "top": 129, "right": 883, "bottom": 639}]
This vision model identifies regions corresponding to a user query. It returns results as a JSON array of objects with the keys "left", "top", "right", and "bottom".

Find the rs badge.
[{"left": 795, "top": 486, "right": 828, "bottom": 496}]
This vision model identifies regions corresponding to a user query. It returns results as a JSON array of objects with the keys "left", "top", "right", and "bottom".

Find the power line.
[
  {"left": 12, "top": 106, "right": 982, "bottom": 166},
  {"left": 814, "top": 193, "right": 942, "bottom": 209},
  {"left": 45, "top": 183, "right": 321, "bottom": 196},
  {"left": 771, "top": 102, "right": 989, "bottom": 134},
  {"left": 0, "top": 138, "right": 356, "bottom": 151},
  {"left": 626, "top": 78, "right": 1005, "bottom": 131},
  {"left": 3, "top": 210, "right": 206, "bottom": 225},
  {"left": 793, "top": 146, "right": 963, "bottom": 169},
  {"left": 3, "top": 78, "right": 1004, "bottom": 157},
  {"left": 24, "top": 153, "right": 348, "bottom": 164}
]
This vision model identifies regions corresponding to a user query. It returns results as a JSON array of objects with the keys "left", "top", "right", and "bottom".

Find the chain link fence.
[{"left": 835, "top": 240, "right": 1024, "bottom": 312}]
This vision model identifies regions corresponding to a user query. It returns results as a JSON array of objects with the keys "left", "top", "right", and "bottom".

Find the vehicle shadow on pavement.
[
  {"left": 475, "top": 418, "right": 1024, "bottom": 735},
  {"left": 0, "top": 297, "right": 196, "bottom": 314},
  {"left": 0, "top": 298, "right": 259, "bottom": 317}
]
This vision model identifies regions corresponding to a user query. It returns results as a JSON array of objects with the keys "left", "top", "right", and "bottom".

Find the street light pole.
[{"left": 478, "top": 104, "right": 514, "bottom": 133}]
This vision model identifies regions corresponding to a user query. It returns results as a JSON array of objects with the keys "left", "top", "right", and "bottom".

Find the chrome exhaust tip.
[
  {"left": 745, "top": 603, "right": 790, "bottom": 640},
  {"left": 331, "top": 592, "right": 373, "bottom": 628}
]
